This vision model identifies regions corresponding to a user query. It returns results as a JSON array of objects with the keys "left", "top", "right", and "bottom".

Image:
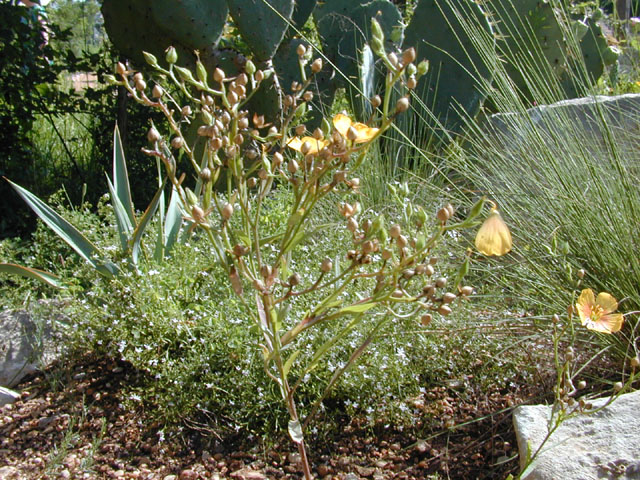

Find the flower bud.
[
  {"left": 435, "top": 277, "right": 447, "bottom": 288},
  {"left": 438, "top": 305, "right": 452, "bottom": 316},
  {"left": 135, "top": 79, "right": 146, "bottom": 91},
  {"left": 196, "top": 61, "right": 208, "bottom": 83},
  {"left": 417, "top": 59, "right": 429, "bottom": 76},
  {"left": 297, "top": 43, "right": 307, "bottom": 57},
  {"left": 143, "top": 51, "right": 158, "bottom": 67},
  {"left": 116, "top": 62, "right": 127, "bottom": 76},
  {"left": 389, "top": 224, "right": 401, "bottom": 239},
  {"left": 407, "top": 76, "right": 417, "bottom": 90},
  {"left": 421, "top": 313, "right": 432, "bottom": 326},
  {"left": 165, "top": 46, "right": 178, "bottom": 64},
  {"left": 288, "top": 159, "right": 299, "bottom": 174},
  {"left": 347, "top": 217, "right": 358, "bottom": 233},
  {"left": 245, "top": 60, "right": 256, "bottom": 75},
  {"left": 577, "top": 269, "right": 586, "bottom": 279},
  {"left": 181, "top": 105, "right": 192, "bottom": 117}
]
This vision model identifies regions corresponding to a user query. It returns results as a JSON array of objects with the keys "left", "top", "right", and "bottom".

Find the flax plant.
[{"left": 109, "top": 20, "right": 483, "bottom": 478}]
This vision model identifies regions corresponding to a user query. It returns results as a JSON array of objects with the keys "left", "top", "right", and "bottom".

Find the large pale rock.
[
  {"left": 0, "top": 302, "right": 66, "bottom": 387},
  {"left": 513, "top": 389, "right": 640, "bottom": 480},
  {"left": 0, "top": 386, "right": 21, "bottom": 407},
  {"left": 487, "top": 93, "right": 640, "bottom": 144}
]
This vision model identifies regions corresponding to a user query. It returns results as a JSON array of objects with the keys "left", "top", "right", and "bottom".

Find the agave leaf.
[
  {"left": 0, "top": 263, "right": 64, "bottom": 288},
  {"left": 131, "top": 179, "right": 166, "bottom": 265},
  {"left": 106, "top": 175, "right": 133, "bottom": 253},
  {"left": 6, "top": 179, "right": 118, "bottom": 277},
  {"left": 112, "top": 125, "right": 135, "bottom": 227},
  {"left": 162, "top": 185, "right": 183, "bottom": 256}
]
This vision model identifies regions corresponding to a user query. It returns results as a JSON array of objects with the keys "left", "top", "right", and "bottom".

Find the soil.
[{"left": 0, "top": 352, "right": 552, "bottom": 480}]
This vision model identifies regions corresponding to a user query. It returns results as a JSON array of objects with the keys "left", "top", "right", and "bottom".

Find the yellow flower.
[
  {"left": 286, "top": 136, "right": 329, "bottom": 154},
  {"left": 474, "top": 207, "right": 512, "bottom": 256},
  {"left": 576, "top": 288, "right": 624, "bottom": 334},
  {"left": 333, "top": 113, "right": 379, "bottom": 143}
]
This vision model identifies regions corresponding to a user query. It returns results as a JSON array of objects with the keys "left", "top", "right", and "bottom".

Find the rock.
[
  {"left": 513, "top": 389, "right": 640, "bottom": 480},
  {"left": 0, "top": 466, "right": 19, "bottom": 479},
  {"left": 230, "top": 468, "right": 267, "bottom": 480},
  {"left": 487, "top": 94, "right": 640, "bottom": 146},
  {"left": 0, "top": 387, "right": 20, "bottom": 407},
  {"left": 0, "top": 302, "right": 67, "bottom": 387}
]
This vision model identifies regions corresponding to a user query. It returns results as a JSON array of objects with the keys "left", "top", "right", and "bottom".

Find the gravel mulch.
[{"left": 0, "top": 353, "right": 546, "bottom": 480}]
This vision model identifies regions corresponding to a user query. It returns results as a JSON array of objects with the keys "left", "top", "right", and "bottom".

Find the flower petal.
[
  {"left": 333, "top": 113, "right": 353, "bottom": 138},
  {"left": 474, "top": 211, "right": 512, "bottom": 256},
  {"left": 596, "top": 292, "right": 618, "bottom": 315},
  {"left": 586, "top": 313, "right": 624, "bottom": 334},
  {"left": 351, "top": 123, "right": 379, "bottom": 143},
  {"left": 286, "top": 137, "right": 303, "bottom": 151},
  {"left": 576, "top": 288, "right": 595, "bottom": 325}
]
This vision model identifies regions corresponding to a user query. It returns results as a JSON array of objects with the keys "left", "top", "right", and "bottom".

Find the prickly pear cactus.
[
  {"left": 402, "top": 0, "right": 493, "bottom": 137},
  {"left": 226, "top": 0, "right": 295, "bottom": 61},
  {"left": 314, "top": 0, "right": 404, "bottom": 120},
  {"left": 150, "top": 0, "right": 228, "bottom": 51},
  {"left": 288, "top": 0, "right": 318, "bottom": 36},
  {"left": 102, "top": 0, "right": 192, "bottom": 67}
]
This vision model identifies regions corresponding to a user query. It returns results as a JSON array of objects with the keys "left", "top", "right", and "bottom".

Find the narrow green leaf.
[
  {"left": 6, "top": 179, "right": 117, "bottom": 277},
  {"left": 338, "top": 302, "right": 376, "bottom": 314},
  {"left": 106, "top": 176, "right": 133, "bottom": 253},
  {"left": 283, "top": 350, "right": 301, "bottom": 377},
  {"left": 113, "top": 124, "right": 136, "bottom": 226},
  {"left": 153, "top": 160, "right": 166, "bottom": 263},
  {"left": 131, "top": 180, "right": 166, "bottom": 265},
  {"left": 282, "top": 229, "right": 306, "bottom": 255},
  {"left": 0, "top": 263, "right": 64, "bottom": 288}
]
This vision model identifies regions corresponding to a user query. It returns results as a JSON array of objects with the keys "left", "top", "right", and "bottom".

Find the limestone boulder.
[{"left": 513, "top": 389, "right": 640, "bottom": 480}]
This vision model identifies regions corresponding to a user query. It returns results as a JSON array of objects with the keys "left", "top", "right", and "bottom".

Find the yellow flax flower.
[
  {"left": 333, "top": 113, "right": 379, "bottom": 143},
  {"left": 474, "top": 204, "right": 512, "bottom": 256},
  {"left": 286, "top": 136, "right": 330, "bottom": 154},
  {"left": 576, "top": 288, "right": 624, "bottom": 334}
]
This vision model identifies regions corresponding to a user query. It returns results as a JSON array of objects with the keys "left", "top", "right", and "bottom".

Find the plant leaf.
[
  {"left": 163, "top": 185, "right": 183, "bottom": 255},
  {"left": 338, "top": 302, "right": 376, "bottom": 314},
  {"left": 288, "top": 419, "right": 304, "bottom": 444},
  {"left": 112, "top": 124, "right": 136, "bottom": 227},
  {"left": 106, "top": 175, "right": 133, "bottom": 253},
  {"left": 283, "top": 350, "right": 301, "bottom": 377},
  {"left": 0, "top": 263, "right": 64, "bottom": 288},
  {"left": 6, "top": 179, "right": 118, "bottom": 277},
  {"left": 131, "top": 180, "right": 166, "bottom": 265}
]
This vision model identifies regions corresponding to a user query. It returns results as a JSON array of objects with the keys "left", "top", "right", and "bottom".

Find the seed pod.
[
  {"left": 402, "top": 269, "right": 415, "bottom": 279},
  {"left": 362, "top": 240, "right": 374, "bottom": 255},
  {"left": 436, "top": 207, "right": 450, "bottom": 223},
  {"left": 234, "top": 133, "right": 244, "bottom": 145},
  {"left": 392, "top": 290, "right": 404, "bottom": 298},
  {"left": 233, "top": 244, "right": 248, "bottom": 256},
  {"left": 297, "top": 44, "right": 307, "bottom": 57},
  {"left": 152, "top": 85, "right": 163, "bottom": 98},
  {"left": 371, "top": 95, "right": 382, "bottom": 108},
  {"left": 311, "top": 58, "right": 323, "bottom": 73},
  {"left": 435, "top": 277, "right": 447, "bottom": 288},
  {"left": 577, "top": 380, "right": 587, "bottom": 390},
  {"left": 258, "top": 168, "right": 268, "bottom": 180},
  {"left": 303, "top": 91, "right": 313, "bottom": 102},
  {"left": 135, "top": 79, "right": 146, "bottom": 91},
  {"left": 288, "top": 273, "right": 301, "bottom": 286},
  {"left": 288, "top": 159, "right": 299, "bottom": 174},
  {"left": 407, "top": 76, "right": 417, "bottom": 90},
  {"left": 417, "top": 60, "right": 429, "bottom": 76},
  {"left": 429, "top": 257, "right": 438, "bottom": 265},
  {"left": 221, "top": 111, "right": 231, "bottom": 125},
  {"left": 255, "top": 70, "right": 264, "bottom": 83},
  {"left": 402, "top": 47, "right": 416, "bottom": 65},
  {"left": 222, "top": 203, "right": 233, "bottom": 220},
  {"left": 214, "top": 68, "right": 225, "bottom": 83},
  {"left": 438, "top": 305, "right": 452, "bottom": 316},
  {"left": 171, "top": 136, "right": 184, "bottom": 150},
  {"left": 116, "top": 62, "right": 127, "bottom": 76},
  {"left": 247, "top": 177, "right": 257, "bottom": 188},
  {"left": 423, "top": 284, "right": 435, "bottom": 298},
  {"left": 200, "top": 168, "right": 212, "bottom": 183},
  {"left": 295, "top": 124, "right": 306, "bottom": 136},
  {"left": 421, "top": 313, "right": 432, "bottom": 326},
  {"left": 614, "top": 382, "right": 623, "bottom": 392},
  {"left": 313, "top": 128, "right": 323, "bottom": 140},
  {"left": 396, "top": 97, "right": 410, "bottom": 113},
  {"left": 381, "top": 249, "right": 393, "bottom": 261},
  {"left": 389, "top": 224, "right": 401, "bottom": 239},
  {"left": 272, "top": 152, "right": 283, "bottom": 168},
  {"left": 347, "top": 126, "right": 359, "bottom": 142},
  {"left": 245, "top": 60, "right": 256, "bottom": 75},
  {"left": 347, "top": 217, "right": 358, "bottom": 233},
  {"left": 460, "top": 285, "right": 474, "bottom": 296},
  {"left": 445, "top": 204, "right": 455, "bottom": 218},
  {"left": 396, "top": 235, "right": 408, "bottom": 248},
  {"left": 388, "top": 52, "right": 399, "bottom": 68},
  {"left": 147, "top": 127, "right": 161, "bottom": 143},
  {"left": 577, "top": 268, "right": 586, "bottom": 279},
  {"left": 238, "top": 117, "right": 249, "bottom": 130},
  {"left": 260, "top": 265, "right": 272, "bottom": 279},
  {"left": 442, "top": 292, "right": 457, "bottom": 304},
  {"left": 191, "top": 205, "right": 205, "bottom": 223},
  {"left": 321, "top": 258, "right": 333, "bottom": 273},
  {"left": 227, "top": 90, "right": 239, "bottom": 105},
  {"left": 631, "top": 356, "right": 640, "bottom": 368},
  {"left": 211, "top": 137, "right": 223, "bottom": 150}
]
